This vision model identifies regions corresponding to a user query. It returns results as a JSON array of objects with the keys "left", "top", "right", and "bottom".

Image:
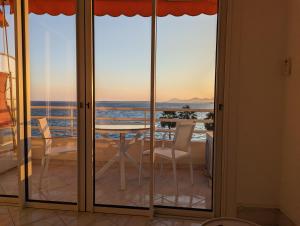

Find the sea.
[{"left": 31, "top": 101, "right": 214, "bottom": 142}]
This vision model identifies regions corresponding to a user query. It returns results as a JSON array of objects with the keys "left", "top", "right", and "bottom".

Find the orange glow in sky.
[{"left": 27, "top": 14, "right": 217, "bottom": 102}]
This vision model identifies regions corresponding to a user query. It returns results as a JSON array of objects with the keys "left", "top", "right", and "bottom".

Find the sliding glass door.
[
  {"left": 0, "top": 3, "right": 18, "bottom": 197},
  {"left": 10, "top": 0, "right": 220, "bottom": 216},
  {"left": 24, "top": 0, "right": 78, "bottom": 203},
  {"left": 91, "top": 0, "right": 219, "bottom": 214},
  {"left": 155, "top": 7, "right": 218, "bottom": 210},
  {"left": 93, "top": 0, "right": 152, "bottom": 209}
]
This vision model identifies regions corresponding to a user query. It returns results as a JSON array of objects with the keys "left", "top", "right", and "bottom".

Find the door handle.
[
  {"left": 78, "top": 102, "right": 84, "bottom": 109},
  {"left": 218, "top": 104, "right": 224, "bottom": 111}
]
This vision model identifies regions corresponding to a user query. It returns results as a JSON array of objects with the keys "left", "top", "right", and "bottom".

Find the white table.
[{"left": 95, "top": 124, "right": 150, "bottom": 190}]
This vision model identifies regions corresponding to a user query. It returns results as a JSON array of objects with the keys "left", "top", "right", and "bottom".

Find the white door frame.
[{"left": 9, "top": 0, "right": 236, "bottom": 218}]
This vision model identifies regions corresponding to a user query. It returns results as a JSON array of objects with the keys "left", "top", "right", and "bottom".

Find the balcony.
[{"left": 0, "top": 105, "right": 214, "bottom": 209}]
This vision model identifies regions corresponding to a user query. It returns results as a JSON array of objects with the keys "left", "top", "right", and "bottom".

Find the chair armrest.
[{"left": 42, "top": 136, "right": 77, "bottom": 140}]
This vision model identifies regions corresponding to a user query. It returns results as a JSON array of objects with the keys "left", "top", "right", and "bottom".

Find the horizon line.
[{"left": 31, "top": 99, "right": 215, "bottom": 103}]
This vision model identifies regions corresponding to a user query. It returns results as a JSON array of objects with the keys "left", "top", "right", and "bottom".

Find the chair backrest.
[
  {"left": 37, "top": 117, "right": 52, "bottom": 152},
  {"left": 173, "top": 121, "right": 195, "bottom": 151}
]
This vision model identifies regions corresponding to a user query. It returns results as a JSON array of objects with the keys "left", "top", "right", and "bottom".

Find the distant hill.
[{"left": 167, "top": 97, "right": 213, "bottom": 103}]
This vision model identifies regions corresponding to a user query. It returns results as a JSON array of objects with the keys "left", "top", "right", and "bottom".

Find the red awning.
[
  {"left": 8, "top": 0, "right": 217, "bottom": 17},
  {"left": 0, "top": 72, "right": 12, "bottom": 127},
  {"left": 0, "top": 10, "right": 8, "bottom": 27}
]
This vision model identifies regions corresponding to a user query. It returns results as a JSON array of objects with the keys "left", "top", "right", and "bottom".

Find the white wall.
[
  {"left": 280, "top": 0, "right": 300, "bottom": 224},
  {"left": 227, "top": 0, "right": 300, "bottom": 223},
  {"left": 228, "top": 0, "right": 286, "bottom": 208}
]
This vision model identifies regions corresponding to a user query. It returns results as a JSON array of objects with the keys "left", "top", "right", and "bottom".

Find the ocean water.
[{"left": 31, "top": 101, "right": 214, "bottom": 141}]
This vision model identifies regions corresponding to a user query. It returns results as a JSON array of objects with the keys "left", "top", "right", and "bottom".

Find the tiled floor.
[
  {"left": 0, "top": 160, "right": 211, "bottom": 209},
  {"left": 0, "top": 205, "right": 206, "bottom": 226},
  {"left": 95, "top": 163, "right": 211, "bottom": 209},
  {"left": 0, "top": 167, "right": 18, "bottom": 196}
]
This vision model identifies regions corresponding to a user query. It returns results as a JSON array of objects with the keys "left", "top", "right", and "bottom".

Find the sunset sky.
[{"left": 3, "top": 8, "right": 217, "bottom": 102}]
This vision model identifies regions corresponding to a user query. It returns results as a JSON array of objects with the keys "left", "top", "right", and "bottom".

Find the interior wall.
[
  {"left": 227, "top": 0, "right": 287, "bottom": 209},
  {"left": 280, "top": 0, "right": 300, "bottom": 224}
]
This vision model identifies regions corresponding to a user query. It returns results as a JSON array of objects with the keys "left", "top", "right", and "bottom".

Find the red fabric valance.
[
  {"left": 0, "top": 72, "right": 12, "bottom": 127},
  {"left": 8, "top": 0, "right": 217, "bottom": 17},
  {"left": 0, "top": 10, "right": 8, "bottom": 27}
]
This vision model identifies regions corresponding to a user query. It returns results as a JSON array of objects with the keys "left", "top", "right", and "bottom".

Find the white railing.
[{"left": 30, "top": 105, "right": 214, "bottom": 136}]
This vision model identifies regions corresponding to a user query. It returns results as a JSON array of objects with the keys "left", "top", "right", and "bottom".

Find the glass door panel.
[
  {"left": 25, "top": 0, "right": 78, "bottom": 203},
  {"left": 0, "top": 3, "right": 18, "bottom": 197},
  {"left": 93, "top": 0, "right": 152, "bottom": 208},
  {"left": 155, "top": 10, "right": 218, "bottom": 210}
]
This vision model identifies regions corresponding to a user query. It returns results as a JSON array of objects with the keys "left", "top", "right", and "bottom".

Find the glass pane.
[
  {"left": 0, "top": 3, "right": 18, "bottom": 197},
  {"left": 154, "top": 9, "right": 218, "bottom": 209},
  {"left": 93, "top": 0, "right": 151, "bottom": 208},
  {"left": 26, "top": 1, "right": 78, "bottom": 203}
]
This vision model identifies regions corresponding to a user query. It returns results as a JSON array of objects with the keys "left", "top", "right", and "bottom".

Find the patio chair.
[
  {"left": 37, "top": 117, "right": 77, "bottom": 189},
  {"left": 0, "top": 127, "right": 16, "bottom": 174},
  {"left": 138, "top": 121, "right": 195, "bottom": 193}
]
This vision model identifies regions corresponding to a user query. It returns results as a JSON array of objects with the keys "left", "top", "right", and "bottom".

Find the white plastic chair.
[
  {"left": 202, "top": 217, "right": 261, "bottom": 226},
  {"left": 37, "top": 117, "right": 77, "bottom": 189},
  {"left": 139, "top": 121, "right": 195, "bottom": 193},
  {"left": 0, "top": 129, "right": 17, "bottom": 174},
  {"left": 0, "top": 129, "right": 14, "bottom": 156}
]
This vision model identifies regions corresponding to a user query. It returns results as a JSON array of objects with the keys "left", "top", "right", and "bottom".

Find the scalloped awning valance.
[{"left": 7, "top": 0, "right": 217, "bottom": 17}]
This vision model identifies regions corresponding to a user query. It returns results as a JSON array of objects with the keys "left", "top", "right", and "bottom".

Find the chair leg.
[
  {"left": 139, "top": 138, "right": 145, "bottom": 186},
  {"left": 190, "top": 155, "right": 194, "bottom": 185},
  {"left": 138, "top": 151, "right": 143, "bottom": 186},
  {"left": 39, "top": 156, "right": 47, "bottom": 190},
  {"left": 45, "top": 157, "right": 50, "bottom": 175},
  {"left": 172, "top": 159, "right": 178, "bottom": 195},
  {"left": 159, "top": 159, "right": 164, "bottom": 176}
]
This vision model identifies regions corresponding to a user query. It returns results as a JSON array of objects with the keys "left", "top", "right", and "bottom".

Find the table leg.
[
  {"left": 124, "top": 152, "right": 139, "bottom": 170},
  {"left": 95, "top": 153, "right": 119, "bottom": 179},
  {"left": 120, "top": 133, "right": 126, "bottom": 190}
]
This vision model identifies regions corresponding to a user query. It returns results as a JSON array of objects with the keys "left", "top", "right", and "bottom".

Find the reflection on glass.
[
  {"left": 155, "top": 14, "right": 217, "bottom": 209},
  {"left": 0, "top": 4, "right": 18, "bottom": 197},
  {"left": 94, "top": 11, "right": 151, "bottom": 207},
  {"left": 27, "top": 3, "right": 78, "bottom": 202}
]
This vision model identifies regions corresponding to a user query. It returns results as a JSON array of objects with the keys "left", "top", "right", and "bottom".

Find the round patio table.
[
  {"left": 202, "top": 217, "right": 261, "bottom": 226},
  {"left": 95, "top": 124, "right": 150, "bottom": 190}
]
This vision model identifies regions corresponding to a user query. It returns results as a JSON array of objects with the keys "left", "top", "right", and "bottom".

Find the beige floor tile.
[
  {"left": 23, "top": 215, "right": 66, "bottom": 226},
  {"left": 0, "top": 160, "right": 212, "bottom": 209},
  {"left": 0, "top": 168, "right": 18, "bottom": 196},
  {"left": 59, "top": 212, "right": 98, "bottom": 226},
  {"left": 0, "top": 213, "right": 15, "bottom": 226},
  {"left": 0, "top": 205, "right": 10, "bottom": 214},
  {"left": 8, "top": 206, "right": 57, "bottom": 226},
  {"left": 126, "top": 216, "right": 151, "bottom": 226},
  {"left": 91, "top": 213, "right": 133, "bottom": 226},
  {"left": 0, "top": 206, "right": 208, "bottom": 226},
  {"left": 150, "top": 218, "right": 185, "bottom": 226}
]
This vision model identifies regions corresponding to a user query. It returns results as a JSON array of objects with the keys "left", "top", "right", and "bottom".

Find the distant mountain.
[{"left": 167, "top": 97, "right": 213, "bottom": 103}]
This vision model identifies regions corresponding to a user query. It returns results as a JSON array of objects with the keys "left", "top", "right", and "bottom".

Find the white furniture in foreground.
[
  {"left": 37, "top": 117, "right": 77, "bottom": 189},
  {"left": 202, "top": 217, "right": 261, "bottom": 226},
  {"left": 205, "top": 131, "right": 214, "bottom": 178},
  {"left": 95, "top": 124, "right": 150, "bottom": 190},
  {"left": 0, "top": 128, "right": 17, "bottom": 174},
  {"left": 139, "top": 121, "right": 195, "bottom": 194}
]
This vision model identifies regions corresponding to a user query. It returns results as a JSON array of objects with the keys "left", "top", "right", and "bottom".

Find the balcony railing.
[{"left": 30, "top": 105, "right": 214, "bottom": 140}]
